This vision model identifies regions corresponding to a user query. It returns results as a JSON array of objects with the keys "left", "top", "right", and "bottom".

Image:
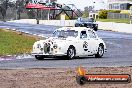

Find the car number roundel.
[{"left": 83, "top": 41, "right": 88, "bottom": 51}]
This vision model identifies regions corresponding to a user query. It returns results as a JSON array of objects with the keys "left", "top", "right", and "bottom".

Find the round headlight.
[
  {"left": 37, "top": 44, "right": 41, "bottom": 48},
  {"left": 53, "top": 44, "right": 58, "bottom": 49}
]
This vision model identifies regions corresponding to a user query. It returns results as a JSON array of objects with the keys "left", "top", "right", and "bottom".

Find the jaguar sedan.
[{"left": 32, "top": 27, "right": 106, "bottom": 60}]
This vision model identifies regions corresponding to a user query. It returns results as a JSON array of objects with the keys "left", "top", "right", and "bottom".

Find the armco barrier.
[
  {"left": 39, "top": 20, "right": 76, "bottom": 26},
  {"left": 9, "top": 19, "right": 76, "bottom": 26},
  {"left": 8, "top": 19, "right": 132, "bottom": 33},
  {"left": 9, "top": 19, "right": 37, "bottom": 24},
  {"left": 97, "top": 22, "right": 132, "bottom": 33}
]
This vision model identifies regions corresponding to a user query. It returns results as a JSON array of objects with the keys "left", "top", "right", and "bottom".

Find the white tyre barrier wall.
[
  {"left": 9, "top": 19, "right": 76, "bottom": 26},
  {"left": 8, "top": 19, "right": 132, "bottom": 33},
  {"left": 97, "top": 22, "right": 132, "bottom": 33},
  {"left": 39, "top": 20, "right": 76, "bottom": 26},
  {"left": 9, "top": 19, "right": 37, "bottom": 24}
]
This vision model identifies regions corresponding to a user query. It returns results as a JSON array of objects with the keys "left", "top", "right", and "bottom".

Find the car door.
[
  {"left": 78, "top": 30, "right": 92, "bottom": 56},
  {"left": 87, "top": 30, "right": 99, "bottom": 54}
]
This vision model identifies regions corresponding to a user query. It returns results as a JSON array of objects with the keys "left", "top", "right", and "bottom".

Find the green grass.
[
  {"left": 0, "top": 29, "right": 37, "bottom": 55},
  {"left": 97, "top": 19, "right": 130, "bottom": 24}
]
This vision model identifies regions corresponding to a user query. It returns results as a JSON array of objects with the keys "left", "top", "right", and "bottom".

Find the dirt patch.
[{"left": 0, "top": 67, "right": 131, "bottom": 88}]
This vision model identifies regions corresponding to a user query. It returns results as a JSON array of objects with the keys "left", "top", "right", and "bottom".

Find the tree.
[
  {"left": 99, "top": 10, "right": 121, "bottom": 19},
  {"left": 16, "top": 0, "right": 26, "bottom": 19},
  {"left": 88, "top": 6, "right": 94, "bottom": 12},
  {"left": 82, "top": 7, "right": 89, "bottom": 18},
  {"left": 98, "top": 10, "right": 108, "bottom": 19},
  {"left": 0, "top": 0, "right": 9, "bottom": 20},
  {"left": 0, "top": 0, "right": 16, "bottom": 20}
]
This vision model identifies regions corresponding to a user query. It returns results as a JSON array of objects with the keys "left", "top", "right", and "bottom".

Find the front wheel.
[
  {"left": 75, "top": 24, "right": 80, "bottom": 27},
  {"left": 35, "top": 55, "right": 44, "bottom": 60},
  {"left": 93, "top": 27, "right": 98, "bottom": 31},
  {"left": 67, "top": 47, "right": 76, "bottom": 60},
  {"left": 95, "top": 45, "right": 104, "bottom": 58}
]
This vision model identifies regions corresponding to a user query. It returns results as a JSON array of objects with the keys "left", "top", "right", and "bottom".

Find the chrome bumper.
[{"left": 31, "top": 52, "right": 66, "bottom": 56}]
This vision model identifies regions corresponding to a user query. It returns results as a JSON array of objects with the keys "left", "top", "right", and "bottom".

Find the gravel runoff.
[{"left": 0, "top": 67, "right": 131, "bottom": 88}]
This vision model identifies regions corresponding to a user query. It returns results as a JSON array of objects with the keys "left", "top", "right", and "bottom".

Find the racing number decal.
[{"left": 83, "top": 41, "right": 88, "bottom": 51}]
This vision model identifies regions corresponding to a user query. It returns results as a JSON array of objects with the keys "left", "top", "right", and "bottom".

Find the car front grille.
[{"left": 44, "top": 43, "right": 51, "bottom": 54}]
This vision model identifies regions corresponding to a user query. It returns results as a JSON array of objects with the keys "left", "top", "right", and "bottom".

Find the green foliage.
[
  {"left": 82, "top": 6, "right": 89, "bottom": 18},
  {"left": 97, "top": 19, "right": 130, "bottom": 24},
  {"left": 65, "top": 15, "right": 70, "bottom": 20},
  {"left": 98, "top": 10, "right": 108, "bottom": 19},
  {"left": 55, "top": 15, "right": 60, "bottom": 20},
  {"left": 99, "top": 10, "right": 121, "bottom": 19},
  {"left": 55, "top": 15, "right": 71, "bottom": 20},
  {"left": 108, "top": 10, "right": 121, "bottom": 13},
  {"left": 82, "top": 12, "right": 89, "bottom": 18},
  {"left": 0, "top": 29, "right": 37, "bottom": 55}
]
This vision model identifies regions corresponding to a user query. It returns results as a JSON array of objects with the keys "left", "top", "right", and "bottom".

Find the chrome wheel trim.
[
  {"left": 68, "top": 48, "right": 75, "bottom": 58},
  {"left": 98, "top": 46, "right": 104, "bottom": 56}
]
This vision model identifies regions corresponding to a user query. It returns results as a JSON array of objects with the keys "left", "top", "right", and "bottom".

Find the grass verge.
[
  {"left": 97, "top": 19, "right": 130, "bottom": 24},
  {"left": 0, "top": 29, "right": 40, "bottom": 55}
]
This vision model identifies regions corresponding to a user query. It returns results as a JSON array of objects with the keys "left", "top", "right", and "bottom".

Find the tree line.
[{"left": 0, "top": 0, "right": 94, "bottom": 21}]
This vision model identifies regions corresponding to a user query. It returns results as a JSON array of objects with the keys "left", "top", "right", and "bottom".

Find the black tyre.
[
  {"left": 75, "top": 24, "right": 80, "bottom": 27},
  {"left": 95, "top": 44, "right": 104, "bottom": 58},
  {"left": 67, "top": 46, "right": 76, "bottom": 60},
  {"left": 76, "top": 76, "right": 86, "bottom": 85},
  {"left": 84, "top": 24, "right": 87, "bottom": 27},
  {"left": 35, "top": 55, "right": 44, "bottom": 60},
  {"left": 75, "top": 24, "right": 78, "bottom": 27},
  {"left": 93, "top": 27, "right": 98, "bottom": 31}
]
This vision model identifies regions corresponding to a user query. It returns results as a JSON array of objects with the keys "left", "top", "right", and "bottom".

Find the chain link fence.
[
  {"left": 107, "top": 12, "right": 130, "bottom": 19},
  {"left": 0, "top": 8, "right": 50, "bottom": 21}
]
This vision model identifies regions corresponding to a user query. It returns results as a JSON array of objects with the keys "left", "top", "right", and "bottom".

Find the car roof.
[{"left": 56, "top": 27, "right": 94, "bottom": 32}]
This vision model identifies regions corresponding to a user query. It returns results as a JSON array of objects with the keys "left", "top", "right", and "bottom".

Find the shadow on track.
[{"left": 34, "top": 56, "right": 108, "bottom": 61}]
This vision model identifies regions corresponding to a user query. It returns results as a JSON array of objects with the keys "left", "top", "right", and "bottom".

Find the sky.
[
  {"left": 57, "top": 0, "right": 108, "bottom": 10},
  {"left": 11, "top": 0, "right": 108, "bottom": 10},
  {"left": 30, "top": 0, "right": 108, "bottom": 10}
]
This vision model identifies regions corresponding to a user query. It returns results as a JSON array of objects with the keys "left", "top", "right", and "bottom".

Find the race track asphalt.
[{"left": 0, "top": 21, "right": 132, "bottom": 69}]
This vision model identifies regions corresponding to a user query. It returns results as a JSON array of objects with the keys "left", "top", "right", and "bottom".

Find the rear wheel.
[
  {"left": 95, "top": 44, "right": 104, "bottom": 58},
  {"left": 35, "top": 55, "right": 44, "bottom": 60},
  {"left": 67, "top": 47, "right": 76, "bottom": 60}
]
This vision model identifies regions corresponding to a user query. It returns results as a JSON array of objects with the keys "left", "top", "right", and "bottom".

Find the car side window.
[
  {"left": 88, "top": 30, "right": 97, "bottom": 38},
  {"left": 80, "top": 31, "right": 87, "bottom": 39}
]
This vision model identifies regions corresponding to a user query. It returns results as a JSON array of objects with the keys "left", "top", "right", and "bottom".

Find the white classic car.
[{"left": 32, "top": 27, "right": 107, "bottom": 60}]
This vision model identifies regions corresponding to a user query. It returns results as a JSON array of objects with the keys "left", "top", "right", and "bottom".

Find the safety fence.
[{"left": 107, "top": 12, "right": 130, "bottom": 19}]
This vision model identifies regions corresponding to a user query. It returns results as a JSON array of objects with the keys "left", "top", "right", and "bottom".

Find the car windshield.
[
  {"left": 53, "top": 30, "right": 78, "bottom": 38},
  {"left": 79, "top": 18, "right": 94, "bottom": 22}
]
